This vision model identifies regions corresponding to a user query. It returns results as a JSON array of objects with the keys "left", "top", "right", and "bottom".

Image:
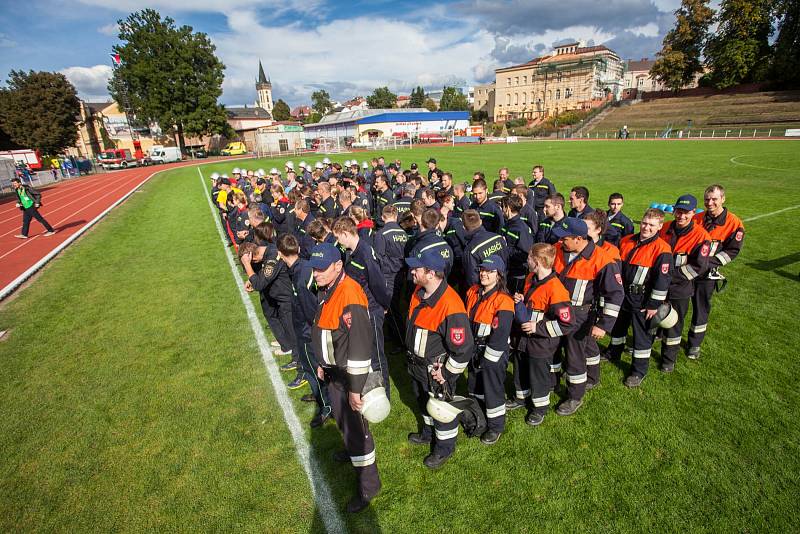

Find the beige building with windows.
[
  {"left": 473, "top": 82, "right": 496, "bottom": 120},
  {"left": 493, "top": 42, "right": 624, "bottom": 122}
]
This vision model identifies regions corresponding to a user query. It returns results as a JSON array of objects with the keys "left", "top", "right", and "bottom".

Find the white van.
[{"left": 150, "top": 146, "right": 182, "bottom": 164}]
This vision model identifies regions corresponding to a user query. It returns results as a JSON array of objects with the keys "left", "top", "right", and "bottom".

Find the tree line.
[{"left": 651, "top": 0, "right": 799, "bottom": 91}]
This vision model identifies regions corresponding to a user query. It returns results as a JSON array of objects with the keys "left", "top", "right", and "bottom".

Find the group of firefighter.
[{"left": 210, "top": 155, "right": 744, "bottom": 513}]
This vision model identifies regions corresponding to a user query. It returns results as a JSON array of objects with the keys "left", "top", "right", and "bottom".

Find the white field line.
[
  {"left": 729, "top": 155, "right": 798, "bottom": 173},
  {"left": 198, "top": 169, "right": 346, "bottom": 534},
  {"left": 744, "top": 205, "right": 800, "bottom": 222}
]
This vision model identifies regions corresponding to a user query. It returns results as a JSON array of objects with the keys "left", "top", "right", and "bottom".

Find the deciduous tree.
[{"left": 651, "top": 0, "right": 714, "bottom": 91}]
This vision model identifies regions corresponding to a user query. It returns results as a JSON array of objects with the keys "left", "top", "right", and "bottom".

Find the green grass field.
[{"left": 1, "top": 140, "right": 799, "bottom": 533}]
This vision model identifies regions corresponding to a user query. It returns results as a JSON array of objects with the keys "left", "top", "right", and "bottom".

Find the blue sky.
[{"left": 0, "top": 0, "right": 684, "bottom": 108}]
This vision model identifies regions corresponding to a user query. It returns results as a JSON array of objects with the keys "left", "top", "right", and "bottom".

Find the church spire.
[{"left": 257, "top": 60, "right": 269, "bottom": 84}]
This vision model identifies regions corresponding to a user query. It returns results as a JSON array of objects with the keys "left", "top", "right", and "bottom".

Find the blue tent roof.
[{"left": 357, "top": 111, "right": 469, "bottom": 124}]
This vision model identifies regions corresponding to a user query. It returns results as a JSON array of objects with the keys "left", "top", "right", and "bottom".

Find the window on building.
[
  {"left": 279, "top": 139, "right": 288, "bottom": 152},
  {"left": 523, "top": 75, "right": 527, "bottom": 85},
  {"left": 515, "top": 76, "right": 519, "bottom": 85},
  {"left": 556, "top": 89, "right": 561, "bottom": 100},
  {"left": 507, "top": 78, "right": 511, "bottom": 87},
  {"left": 557, "top": 72, "right": 562, "bottom": 81},
  {"left": 638, "top": 78, "right": 644, "bottom": 87},
  {"left": 522, "top": 92, "right": 527, "bottom": 104},
  {"left": 514, "top": 93, "right": 519, "bottom": 105},
  {"left": 565, "top": 88, "right": 572, "bottom": 98},
  {"left": 506, "top": 94, "right": 511, "bottom": 105},
  {"left": 652, "top": 80, "right": 657, "bottom": 89}
]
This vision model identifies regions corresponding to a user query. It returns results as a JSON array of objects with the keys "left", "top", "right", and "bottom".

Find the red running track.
[{"left": 0, "top": 160, "right": 222, "bottom": 300}]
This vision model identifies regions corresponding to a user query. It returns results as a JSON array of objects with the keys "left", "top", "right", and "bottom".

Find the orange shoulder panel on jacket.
[{"left": 318, "top": 275, "right": 368, "bottom": 329}]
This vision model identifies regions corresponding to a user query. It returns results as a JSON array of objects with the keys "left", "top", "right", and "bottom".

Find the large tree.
[
  {"left": 704, "top": 0, "right": 774, "bottom": 89},
  {"left": 409, "top": 86, "right": 426, "bottom": 107},
  {"left": 109, "top": 9, "right": 228, "bottom": 151},
  {"left": 770, "top": 0, "right": 800, "bottom": 86},
  {"left": 366, "top": 86, "right": 397, "bottom": 109},
  {"left": 423, "top": 97, "right": 438, "bottom": 111},
  {"left": 0, "top": 70, "right": 80, "bottom": 154},
  {"left": 438, "top": 86, "right": 469, "bottom": 111},
  {"left": 311, "top": 89, "right": 333, "bottom": 115},
  {"left": 272, "top": 98, "right": 291, "bottom": 121},
  {"left": 651, "top": 0, "right": 714, "bottom": 91}
]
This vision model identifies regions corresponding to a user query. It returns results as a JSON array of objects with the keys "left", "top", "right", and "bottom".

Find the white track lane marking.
[
  {"left": 198, "top": 169, "right": 346, "bottom": 534},
  {"left": 744, "top": 205, "right": 800, "bottom": 222}
]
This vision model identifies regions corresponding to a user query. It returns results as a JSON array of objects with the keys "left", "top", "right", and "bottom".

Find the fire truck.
[
  {"left": 0, "top": 149, "right": 44, "bottom": 170},
  {"left": 98, "top": 148, "right": 139, "bottom": 170}
]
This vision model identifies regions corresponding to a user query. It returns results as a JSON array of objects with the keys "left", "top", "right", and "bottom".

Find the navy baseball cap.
[
  {"left": 387, "top": 163, "right": 398, "bottom": 171},
  {"left": 406, "top": 249, "right": 447, "bottom": 272},
  {"left": 426, "top": 158, "right": 436, "bottom": 164},
  {"left": 673, "top": 194, "right": 698, "bottom": 211},
  {"left": 219, "top": 178, "right": 231, "bottom": 185},
  {"left": 480, "top": 254, "right": 506, "bottom": 273},
  {"left": 308, "top": 243, "right": 342, "bottom": 270},
  {"left": 551, "top": 217, "right": 589, "bottom": 239},
  {"left": 410, "top": 163, "right": 418, "bottom": 169}
]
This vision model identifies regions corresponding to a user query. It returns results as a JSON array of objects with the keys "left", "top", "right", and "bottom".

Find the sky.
[{"left": 0, "top": 0, "right": 686, "bottom": 108}]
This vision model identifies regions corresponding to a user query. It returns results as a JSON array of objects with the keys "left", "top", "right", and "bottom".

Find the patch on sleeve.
[
  {"left": 342, "top": 311, "right": 352, "bottom": 329},
  {"left": 701, "top": 243, "right": 709, "bottom": 256},
  {"left": 614, "top": 273, "right": 623, "bottom": 285},
  {"left": 735, "top": 230, "right": 743, "bottom": 241},
  {"left": 661, "top": 263, "right": 670, "bottom": 274},
  {"left": 491, "top": 316, "right": 499, "bottom": 329},
  {"left": 263, "top": 263, "right": 275, "bottom": 277},
  {"left": 558, "top": 307, "right": 571, "bottom": 323},
  {"left": 450, "top": 327, "right": 465, "bottom": 346}
]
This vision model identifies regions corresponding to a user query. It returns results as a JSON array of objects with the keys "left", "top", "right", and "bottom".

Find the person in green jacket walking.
[{"left": 11, "top": 177, "right": 56, "bottom": 239}]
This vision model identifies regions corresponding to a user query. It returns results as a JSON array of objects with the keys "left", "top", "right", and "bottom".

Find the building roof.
[
  {"left": 497, "top": 45, "right": 616, "bottom": 72},
  {"left": 305, "top": 107, "right": 430, "bottom": 129},
  {"left": 626, "top": 58, "right": 655, "bottom": 73},
  {"left": 84, "top": 101, "right": 114, "bottom": 115},
  {"left": 358, "top": 111, "right": 469, "bottom": 125},
  {"left": 257, "top": 60, "right": 269, "bottom": 84},
  {"left": 226, "top": 106, "right": 272, "bottom": 119}
]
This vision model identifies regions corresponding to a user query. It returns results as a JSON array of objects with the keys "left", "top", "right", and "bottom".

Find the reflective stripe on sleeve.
[
  {"left": 347, "top": 359, "right": 372, "bottom": 375},
  {"left": 477, "top": 323, "right": 491, "bottom": 337},
  {"left": 604, "top": 303, "right": 620, "bottom": 318},
  {"left": 680, "top": 265, "right": 698, "bottom": 280},
  {"left": 445, "top": 358, "right": 468, "bottom": 374},
  {"left": 716, "top": 251, "right": 731, "bottom": 265},
  {"left": 545, "top": 320, "right": 563, "bottom": 337},
  {"left": 651, "top": 289, "right": 667, "bottom": 300}
]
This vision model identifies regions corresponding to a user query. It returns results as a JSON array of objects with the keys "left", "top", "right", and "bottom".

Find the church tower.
[{"left": 256, "top": 60, "right": 273, "bottom": 115}]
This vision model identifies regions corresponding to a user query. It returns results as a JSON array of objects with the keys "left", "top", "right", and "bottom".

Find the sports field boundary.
[{"left": 198, "top": 168, "right": 346, "bottom": 534}]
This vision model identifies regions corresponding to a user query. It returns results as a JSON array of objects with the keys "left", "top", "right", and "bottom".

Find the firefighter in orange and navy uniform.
[
  {"left": 688, "top": 185, "right": 744, "bottom": 359},
  {"left": 465, "top": 255, "right": 515, "bottom": 445},
  {"left": 659, "top": 194, "right": 711, "bottom": 372},
  {"left": 514, "top": 243, "right": 574, "bottom": 426},
  {"left": 405, "top": 249, "right": 474, "bottom": 469},
  {"left": 605, "top": 208, "right": 674, "bottom": 386},
  {"left": 550, "top": 218, "right": 624, "bottom": 415},
  {"left": 308, "top": 243, "right": 381, "bottom": 513}
]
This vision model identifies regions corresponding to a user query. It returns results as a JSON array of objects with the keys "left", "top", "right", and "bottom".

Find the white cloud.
[
  {"left": 627, "top": 22, "right": 660, "bottom": 37},
  {"left": 76, "top": 0, "right": 322, "bottom": 16},
  {"left": 60, "top": 64, "right": 113, "bottom": 100},
  {"left": 97, "top": 23, "right": 119, "bottom": 36},
  {"left": 213, "top": 12, "right": 495, "bottom": 106},
  {"left": 0, "top": 32, "right": 16, "bottom": 48}
]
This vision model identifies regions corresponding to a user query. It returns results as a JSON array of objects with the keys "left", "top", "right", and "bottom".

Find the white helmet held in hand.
[{"left": 360, "top": 372, "right": 390, "bottom": 424}]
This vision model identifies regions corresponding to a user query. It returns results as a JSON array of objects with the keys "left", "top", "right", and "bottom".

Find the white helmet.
[
  {"left": 270, "top": 167, "right": 279, "bottom": 175},
  {"left": 257, "top": 168, "right": 265, "bottom": 176},
  {"left": 285, "top": 161, "right": 294, "bottom": 169},
  {"left": 299, "top": 161, "right": 307, "bottom": 169},
  {"left": 359, "top": 372, "right": 390, "bottom": 424},
  {"left": 221, "top": 173, "right": 229, "bottom": 179},
  {"left": 426, "top": 396, "right": 464, "bottom": 424},
  {"left": 362, "top": 161, "right": 368, "bottom": 169},
  {"left": 232, "top": 167, "right": 241, "bottom": 174},
  {"left": 315, "top": 162, "right": 324, "bottom": 169},
  {"left": 322, "top": 157, "right": 331, "bottom": 164},
  {"left": 344, "top": 160, "right": 351, "bottom": 167},
  {"left": 210, "top": 172, "right": 220, "bottom": 180}
]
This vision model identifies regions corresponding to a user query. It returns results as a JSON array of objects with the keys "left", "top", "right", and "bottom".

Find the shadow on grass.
[{"left": 746, "top": 251, "right": 800, "bottom": 282}]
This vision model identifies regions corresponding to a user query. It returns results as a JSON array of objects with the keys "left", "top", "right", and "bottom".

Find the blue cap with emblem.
[
  {"left": 480, "top": 254, "right": 506, "bottom": 273},
  {"left": 405, "top": 249, "right": 447, "bottom": 272},
  {"left": 308, "top": 243, "right": 342, "bottom": 270},
  {"left": 673, "top": 194, "right": 697, "bottom": 211},
  {"left": 551, "top": 217, "right": 589, "bottom": 239}
]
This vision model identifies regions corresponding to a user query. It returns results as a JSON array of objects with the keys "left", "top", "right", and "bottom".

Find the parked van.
[
  {"left": 221, "top": 142, "right": 247, "bottom": 156},
  {"left": 150, "top": 146, "right": 182, "bottom": 164}
]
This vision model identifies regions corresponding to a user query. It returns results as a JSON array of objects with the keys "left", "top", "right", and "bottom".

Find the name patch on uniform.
[
  {"left": 701, "top": 243, "right": 709, "bottom": 256},
  {"left": 559, "top": 307, "right": 571, "bottom": 322},
  {"left": 661, "top": 263, "right": 670, "bottom": 274},
  {"left": 735, "top": 230, "right": 743, "bottom": 242},
  {"left": 342, "top": 311, "right": 352, "bottom": 329},
  {"left": 614, "top": 273, "right": 623, "bottom": 285},
  {"left": 450, "top": 327, "right": 466, "bottom": 346}
]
